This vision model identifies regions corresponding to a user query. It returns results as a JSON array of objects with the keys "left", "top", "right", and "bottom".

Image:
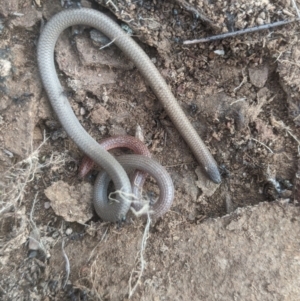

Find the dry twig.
[
  {"left": 62, "top": 239, "right": 70, "bottom": 288},
  {"left": 183, "top": 19, "right": 298, "bottom": 45},
  {"left": 106, "top": 0, "right": 119, "bottom": 12}
]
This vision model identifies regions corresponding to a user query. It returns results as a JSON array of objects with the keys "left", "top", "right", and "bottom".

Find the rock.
[
  {"left": 44, "top": 181, "right": 93, "bottom": 224},
  {"left": 0, "top": 59, "right": 12, "bottom": 78},
  {"left": 90, "top": 103, "right": 110, "bottom": 125},
  {"left": 52, "top": 231, "right": 59, "bottom": 239},
  {"left": 80, "top": 107, "right": 86, "bottom": 115},
  {"left": 249, "top": 66, "right": 269, "bottom": 88},
  {"left": 44, "top": 202, "right": 51, "bottom": 209},
  {"left": 28, "top": 250, "right": 38, "bottom": 258},
  {"left": 65, "top": 228, "right": 73, "bottom": 236},
  {"left": 195, "top": 166, "right": 219, "bottom": 197}
]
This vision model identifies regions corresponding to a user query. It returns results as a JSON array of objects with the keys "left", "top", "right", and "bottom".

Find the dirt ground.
[{"left": 1, "top": 0, "right": 300, "bottom": 300}]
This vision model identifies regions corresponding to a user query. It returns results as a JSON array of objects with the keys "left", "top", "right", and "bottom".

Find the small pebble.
[
  {"left": 98, "top": 125, "right": 107, "bottom": 135},
  {"left": 225, "top": 195, "right": 234, "bottom": 214},
  {"left": 256, "top": 17, "right": 264, "bottom": 25},
  {"left": 259, "top": 12, "right": 266, "bottom": 19},
  {"left": 102, "top": 95, "right": 109, "bottom": 105},
  {"left": 0, "top": 59, "right": 11, "bottom": 78},
  {"left": 249, "top": 66, "right": 269, "bottom": 88},
  {"left": 28, "top": 250, "right": 38, "bottom": 258},
  {"left": 80, "top": 107, "right": 86, "bottom": 115},
  {"left": 151, "top": 57, "right": 157, "bottom": 64},
  {"left": 135, "top": 124, "right": 145, "bottom": 142},
  {"left": 66, "top": 228, "right": 73, "bottom": 236},
  {"left": 44, "top": 202, "right": 51, "bottom": 209},
  {"left": 214, "top": 49, "right": 225, "bottom": 56},
  {"left": 52, "top": 231, "right": 59, "bottom": 239}
]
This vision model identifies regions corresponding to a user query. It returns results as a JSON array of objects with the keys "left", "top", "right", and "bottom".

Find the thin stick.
[
  {"left": 183, "top": 19, "right": 298, "bottom": 45},
  {"left": 106, "top": 0, "right": 119, "bottom": 12},
  {"left": 292, "top": 0, "right": 300, "bottom": 19},
  {"left": 62, "top": 239, "right": 70, "bottom": 288},
  {"left": 230, "top": 98, "right": 246, "bottom": 106},
  {"left": 99, "top": 37, "right": 117, "bottom": 50}
]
